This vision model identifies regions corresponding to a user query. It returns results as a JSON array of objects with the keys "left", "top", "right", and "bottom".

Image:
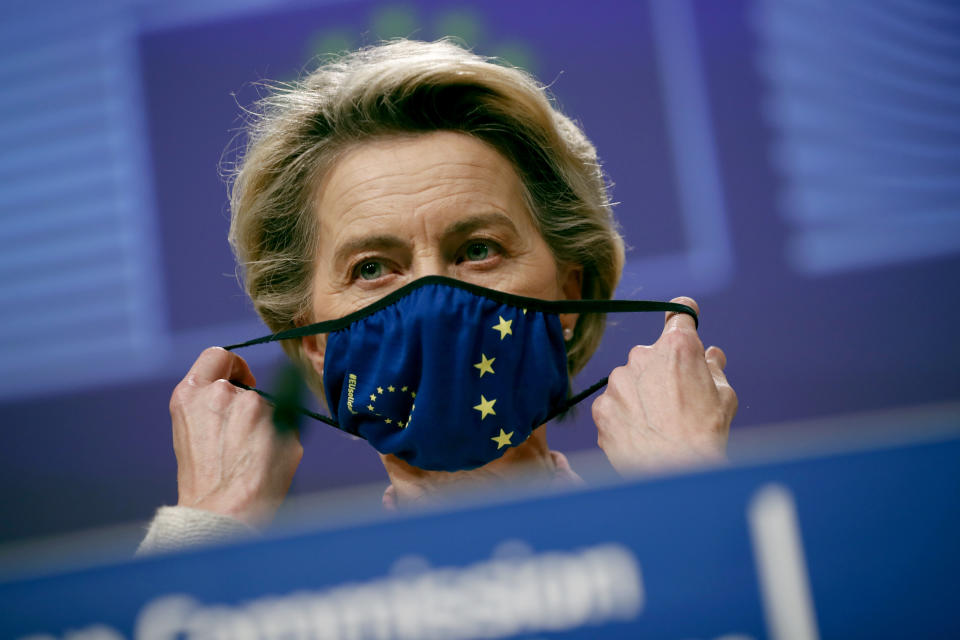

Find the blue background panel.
[{"left": 0, "top": 0, "right": 958, "bottom": 544}]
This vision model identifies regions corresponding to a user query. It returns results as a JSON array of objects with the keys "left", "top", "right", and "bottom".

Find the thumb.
[{"left": 663, "top": 296, "right": 699, "bottom": 334}]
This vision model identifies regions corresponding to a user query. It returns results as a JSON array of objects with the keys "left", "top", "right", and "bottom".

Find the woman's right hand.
[{"left": 169, "top": 347, "right": 303, "bottom": 528}]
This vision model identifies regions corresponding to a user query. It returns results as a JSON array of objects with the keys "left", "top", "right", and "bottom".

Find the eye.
[
  {"left": 458, "top": 240, "right": 502, "bottom": 265},
  {"left": 464, "top": 241, "right": 489, "bottom": 261},
  {"left": 356, "top": 260, "right": 384, "bottom": 280}
]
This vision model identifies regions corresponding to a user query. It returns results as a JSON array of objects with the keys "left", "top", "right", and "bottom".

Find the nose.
[{"left": 408, "top": 253, "right": 451, "bottom": 280}]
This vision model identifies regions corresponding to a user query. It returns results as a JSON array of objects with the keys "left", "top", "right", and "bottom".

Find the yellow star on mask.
[
  {"left": 369, "top": 394, "right": 376, "bottom": 401},
  {"left": 473, "top": 353, "right": 495, "bottom": 377},
  {"left": 377, "top": 387, "right": 383, "bottom": 394},
  {"left": 388, "top": 385, "right": 395, "bottom": 392},
  {"left": 492, "top": 316, "right": 513, "bottom": 340},
  {"left": 473, "top": 395, "right": 497, "bottom": 420},
  {"left": 491, "top": 429, "right": 514, "bottom": 449}
]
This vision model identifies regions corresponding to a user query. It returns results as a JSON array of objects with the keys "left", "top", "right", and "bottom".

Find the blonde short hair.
[{"left": 228, "top": 39, "right": 625, "bottom": 394}]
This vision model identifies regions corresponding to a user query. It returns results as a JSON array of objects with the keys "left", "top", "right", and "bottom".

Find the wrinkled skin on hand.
[
  {"left": 592, "top": 297, "right": 738, "bottom": 475},
  {"left": 169, "top": 347, "right": 303, "bottom": 527}
]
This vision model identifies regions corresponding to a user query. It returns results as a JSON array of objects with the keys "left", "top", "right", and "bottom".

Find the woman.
[{"left": 140, "top": 40, "right": 736, "bottom": 552}]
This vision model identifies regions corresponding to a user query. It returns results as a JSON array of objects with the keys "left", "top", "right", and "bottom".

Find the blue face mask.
[{"left": 225, "top": 276, "right": 697, "bottom": 472}]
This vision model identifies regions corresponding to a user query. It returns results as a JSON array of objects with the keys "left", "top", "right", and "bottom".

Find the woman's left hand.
[{"left": 591, "top": 297, "right": 737, "bottom": 475}]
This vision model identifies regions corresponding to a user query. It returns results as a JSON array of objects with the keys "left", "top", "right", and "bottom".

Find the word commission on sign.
[{"left": 131, "top": 543, "right": 644, "bottom": 640}]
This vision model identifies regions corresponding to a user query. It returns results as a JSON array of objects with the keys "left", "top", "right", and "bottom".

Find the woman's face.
[{"left": 304, "top": 131, "right": 580, "bottom": 333}]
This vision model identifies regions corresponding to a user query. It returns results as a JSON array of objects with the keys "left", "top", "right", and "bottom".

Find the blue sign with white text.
[{"left": 2, "top": 434, "right": 958, "bottom": 639}]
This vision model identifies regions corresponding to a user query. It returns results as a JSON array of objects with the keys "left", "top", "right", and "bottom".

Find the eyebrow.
[
  {"left": 333, "top": 235, "right": 408, "bottom": 270},
  {"left": 443, "top": 212, "right": 519, "bottom": 237}
]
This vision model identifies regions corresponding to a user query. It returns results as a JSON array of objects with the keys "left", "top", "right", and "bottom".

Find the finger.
[
  {"left": 705, "top": 345, "right": 727, "bottom": 370},
  {"left": 226, "top": 385, "right": 269, "bottom": 428},
  {"left": 664, "top": 296, "right": 699, "bottom": 333},
  {"left": 207, "top": 377, "right": 244, "bottom": 414},
  {"left": 705, "top": 347, "right": 730, "bottom": 389},
  {"left": 187, "top": 347, "right": 257, "bottom": 387},
  {"left": 228, "top": 355, "right": 257, "bottom": 387},
  {"left": 705, "top": 354, "right": 737, "bottom": 423}
]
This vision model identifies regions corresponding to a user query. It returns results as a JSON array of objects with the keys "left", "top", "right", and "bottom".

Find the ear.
[
  {"left": 301, "top": 334, "right": 326, "bottom": 378},
  {"left": 558, "top": 264, "right": 583, "bottom": 337},
  {"left": 560, "top": 263, "right": 583, "bottom": 301}
]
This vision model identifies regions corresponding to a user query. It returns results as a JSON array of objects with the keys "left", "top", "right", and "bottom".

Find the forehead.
[{"left": 314, "top": 131, "right": 530, "bottom": 235}]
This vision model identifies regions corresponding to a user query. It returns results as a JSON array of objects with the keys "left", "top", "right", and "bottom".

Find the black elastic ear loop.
[
  {"left": 222, "top": 275, "right": 697, "bottom": 351},
  {"left": 544, "top": 377, "right": 611, "bottom": 424},
  {"left": 228, "top": 380, "right": 346, "bottom": 431},
  {"left": 222, "top": 281, "right": 698, "bottom": 435}
]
